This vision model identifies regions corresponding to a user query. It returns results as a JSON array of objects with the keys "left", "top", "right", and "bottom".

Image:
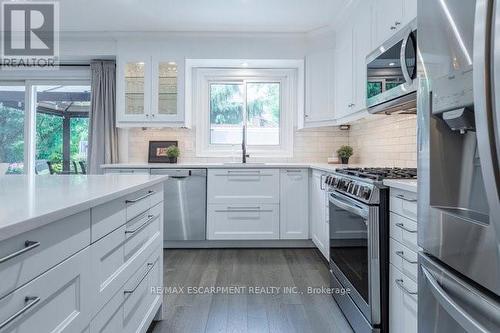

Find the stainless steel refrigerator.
[{"left": 418, "top": 0, "right": 500, "bottom": 332}]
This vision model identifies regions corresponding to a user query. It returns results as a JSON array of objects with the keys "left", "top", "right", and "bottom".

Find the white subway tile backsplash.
[{"left": 124, "top": 114, "right": 417, "bottom": 166}]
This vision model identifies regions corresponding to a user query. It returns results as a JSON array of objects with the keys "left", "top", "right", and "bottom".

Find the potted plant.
[
  {"left": 337, "top": 145, "right": 353, "bottom": 164},
  {"left": 166, "top": 145, "right": 180, "bottom": 163}
]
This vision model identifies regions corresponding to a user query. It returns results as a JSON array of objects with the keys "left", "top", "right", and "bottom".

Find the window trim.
[{"left": 192, "top": 65, "right": 299, "bottom": 158}]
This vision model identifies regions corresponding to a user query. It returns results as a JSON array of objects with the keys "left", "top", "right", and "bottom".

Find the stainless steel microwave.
[{"left": 366, "top": 19, "right": 417, "bottom": 114}]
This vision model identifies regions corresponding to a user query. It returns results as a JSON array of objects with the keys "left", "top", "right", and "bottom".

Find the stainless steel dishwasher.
[{"left": 150, "top": 169, "right": 207, "bottom": 241}]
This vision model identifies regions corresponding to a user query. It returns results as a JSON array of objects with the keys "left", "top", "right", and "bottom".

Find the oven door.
[{"left": 329, "top": 191, "right": 381, "bottom": 325}]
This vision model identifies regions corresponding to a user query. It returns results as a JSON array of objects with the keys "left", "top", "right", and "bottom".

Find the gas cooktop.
[
  {"left": 335, "top": 167, "right": 417, "bottom": 181},
  {"left": 325, "top": 167, "right": 417, "bottom": 204}
]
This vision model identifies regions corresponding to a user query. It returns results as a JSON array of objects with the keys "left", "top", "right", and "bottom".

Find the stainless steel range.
[{"left": 325, "top": 167, "right": 417, "bottom": 333}]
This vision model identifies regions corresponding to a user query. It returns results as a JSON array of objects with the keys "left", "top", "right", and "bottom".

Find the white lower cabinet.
[
  {"left": 280, "top": 169, "right": 309, "bottom": 239},
  {"left": 0, "top": 185, "right": 164, "bottom": 333},
  {"left": 0, "top": 247, "right": 92, "bottom": 333},
  {"left": 389, "top": 264, "right": 418, "bottom": 333},
  {"left": 388, "top": 187, "right": 418, "bottom": 333},
  {"left": 90, "top": 249, "right": 162, "bottom": 333},
  {"left": 310, "top": 170, "right": 329, "bottom": 260},
  {"left": 207, "top": 204, "right": 279, "bottom": 240}
]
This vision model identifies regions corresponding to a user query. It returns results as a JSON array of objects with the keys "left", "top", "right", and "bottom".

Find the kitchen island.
[{"left": 0, "top": 174, "right": 167, "bottom": 333}]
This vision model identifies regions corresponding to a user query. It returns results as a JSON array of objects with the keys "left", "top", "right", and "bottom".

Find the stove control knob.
[
  {"left": 347, "top": 182, "right": 354, "bottom": 193},
  {"left": 361, "top": 187, "right": 372, "bottom": 200}
]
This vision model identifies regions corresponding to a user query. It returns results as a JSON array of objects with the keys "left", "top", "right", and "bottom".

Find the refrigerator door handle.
[
  {"left": 473, "top": 0, "right": 500, "bottom": 245},
  {"left": 421, "top": 266, "right": 489, "bottom": 333}
]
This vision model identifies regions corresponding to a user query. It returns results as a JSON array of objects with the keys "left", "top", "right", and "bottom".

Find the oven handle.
[{"left": 329, "top": 192, "right": 369, "bottom": 219}]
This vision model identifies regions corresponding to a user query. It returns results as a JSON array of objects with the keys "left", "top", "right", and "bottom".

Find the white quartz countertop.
[
  {"left": 0, "top": 174, "right": 168, "bottom": 241},
  {"left": 100, "top": 162, "right": 369, "bottom": 174},
  {"left": 383, "top": 179, "right": 418, "bottom": 193}
]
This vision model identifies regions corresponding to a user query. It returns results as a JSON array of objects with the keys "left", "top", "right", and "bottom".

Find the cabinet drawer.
[
  {"left": 92, "top": 185, "right": 163, "bottom": 242},
  {"left": 390, "top": 213, "right": 418, "bottom": 252},
  {"left": 104, "top": 168, "right": 150, "bottom": 175},
  {"left": 207, "top": 204, "right": 279, "bottom": 240},
  {"left": 207, "top": 169, "right": 279, "bottom": 204},
  {"left": 389, "top": 264, "right": 418, "bottom": 333},
  {"left": 125, "top": 184, "right": 163, "bottom": 221},
  {"left": 91, "top": 203, "right": 162, "bottom": 313},
  {"left": 0, "top": 210, "right": 90, "bottom": 299},
  {"left": 390, "top": 189, "right": 417, "bottom": 221},
  {"left": 90, "top": 249, "right": 162, "bottom": 333},
  {"left": 0, "top": 247, "right": 92, "bottom": 333},
  {"left": 390, "top": 238, "right": 418, "bottom": 282}
]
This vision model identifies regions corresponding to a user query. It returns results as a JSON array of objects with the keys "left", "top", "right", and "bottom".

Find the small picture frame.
[{"left": 148, "top": 141, "right": 178, "bottom": 163}]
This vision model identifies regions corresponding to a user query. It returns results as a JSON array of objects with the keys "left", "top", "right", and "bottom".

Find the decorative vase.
[
  {"left": 341, "top": 157, "right": 349, "bottom": 164},
  {"left": 167, "top": 157, "right": 177, "bottom": 163}
]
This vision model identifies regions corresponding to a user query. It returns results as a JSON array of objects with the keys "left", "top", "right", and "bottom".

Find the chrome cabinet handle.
[
  {"left": 395, "top": 251, "right": 417, "bottom": 264},
  {"left": 124, "top": 263, "right": 154, "bottom": 294},
  {"left": 125, "top": 190, "right": 154, "bottom": 203},
  {"left": 395, "top": 21, "right": 401, "bottom": 26},
  {"left": 395, "top": 279, "right": 417, "bottom": 296},
  {"left": 390, "top": 26, "right": 397, "bottom": 30},
  {"left": 395, "top": 194, "right": 417, "bottom": 202},
  {"left": 395, "top": 223, "right": 417, "bottom": 233},
  {"left": 0, "top": 241, "right": 40, "bottom": 264},
  {"left": 125, "top": 215, "right": 156, "bottom": 234},
  {"left": 0, "top": 296, "right": 41, "bottom": 329}
]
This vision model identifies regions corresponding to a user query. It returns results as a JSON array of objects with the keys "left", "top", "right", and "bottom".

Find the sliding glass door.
[
  {"left": 0, "top": 84, "right": 26, "bottom": 174},
  {"left": 0, "top": 81, "right": 91, "bottom": 175},
  {"left": 35, "top": 84, "right": 91, "bottom": 174}
]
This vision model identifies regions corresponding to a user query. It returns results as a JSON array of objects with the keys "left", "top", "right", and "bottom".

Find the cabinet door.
[
  {"left": 304, "top": 50, "right": 335, "bottom": 125},
  {"left": 373, "top": 0, "right": 404, "bottom": 46},
  {"left": 280, "top": 169, "right": 309, "bottom": 239},
  {"left": 151, "top": 58, "right": 183, "bottom": 123},
  {"left": 402, "top": 0, "right": 417, "bottom": 26},
  {"left": 0, "top": 248, "right": 92, "bottom": 333},
  {"left": 389, "top": 264, "right": 418, "bottom": 333},
  {"left": 352, "top": 1, "right": 373, "bottom": 113},
  {"left": 334, "top": 25, "right": 354, "bottom": 120},
  {"left": 310, "top": 171, "right": 327, "bottom": 257},
  {"left": 117, "top": 55, "right": 152, "bottom": 124}
]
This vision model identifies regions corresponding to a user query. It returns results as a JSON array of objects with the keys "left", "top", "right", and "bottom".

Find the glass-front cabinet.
[
  {"left": 116, "top": 54, "right": 183, "bottom": 127},
  {"left": 151, "top": 59, "right": 182, "bottom": 122}
]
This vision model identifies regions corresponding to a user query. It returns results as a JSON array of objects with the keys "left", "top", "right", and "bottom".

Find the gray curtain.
[{"left": 88, "top": 60, "right": 118, "bottom": 174}]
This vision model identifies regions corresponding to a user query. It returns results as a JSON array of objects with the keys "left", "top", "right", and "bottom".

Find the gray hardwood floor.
[{"left": 148, "top": 248, "right": 353, "bottom": 333}]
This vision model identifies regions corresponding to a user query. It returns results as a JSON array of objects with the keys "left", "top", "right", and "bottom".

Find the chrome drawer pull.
[
  {"left": 125, "top": 215, "right": 156, "bottom": 234},
  {"left": 125, "top": 190, "right": 154, "bottom": 204},
  {"left": 227, "top": 206, "right": 261, "bottom": 210},
  {"left": 124, "top": 263, "right": 154, "bottom": 294},
  {"left": 0, "top": 241, "right": 40, "bottom": 264},
  {"left": 0, "top": 296, "right": 41, "bottom": 329},
  {"left": 395, "top": 194, "right": 417, "bottom": 202},
  {"left": 395, "top": 223, "right": 417, "bottom": 233},
  {"left": 395, "top": 251, "right": 417, "bottom": 264},
  {"left": 395, "top": 279, "right": 417, "bottom": 296}
]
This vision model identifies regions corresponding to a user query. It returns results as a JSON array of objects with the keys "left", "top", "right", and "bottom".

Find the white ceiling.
[{"left": 60, "top": 0, "right": 349, "bottom": 33}]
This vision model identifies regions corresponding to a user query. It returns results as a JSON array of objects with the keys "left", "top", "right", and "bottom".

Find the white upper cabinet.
[
  {"left": 373, "top": 0, "right": 417, "bottom": 46},
  {"left": 117, "top": 55, "right": 152, "bottom": 124},
  {"left": 304, "top": 49, "right": 336, "bottom": 127},
  {"left": 333, "top": 25, "right": 354, "bottom": 120},
  {"left": 352, "top": 1, "right": 373, "bottom": 113},
  {"left": 116, "top": 51, "right": 184, "bottom": 127}
]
